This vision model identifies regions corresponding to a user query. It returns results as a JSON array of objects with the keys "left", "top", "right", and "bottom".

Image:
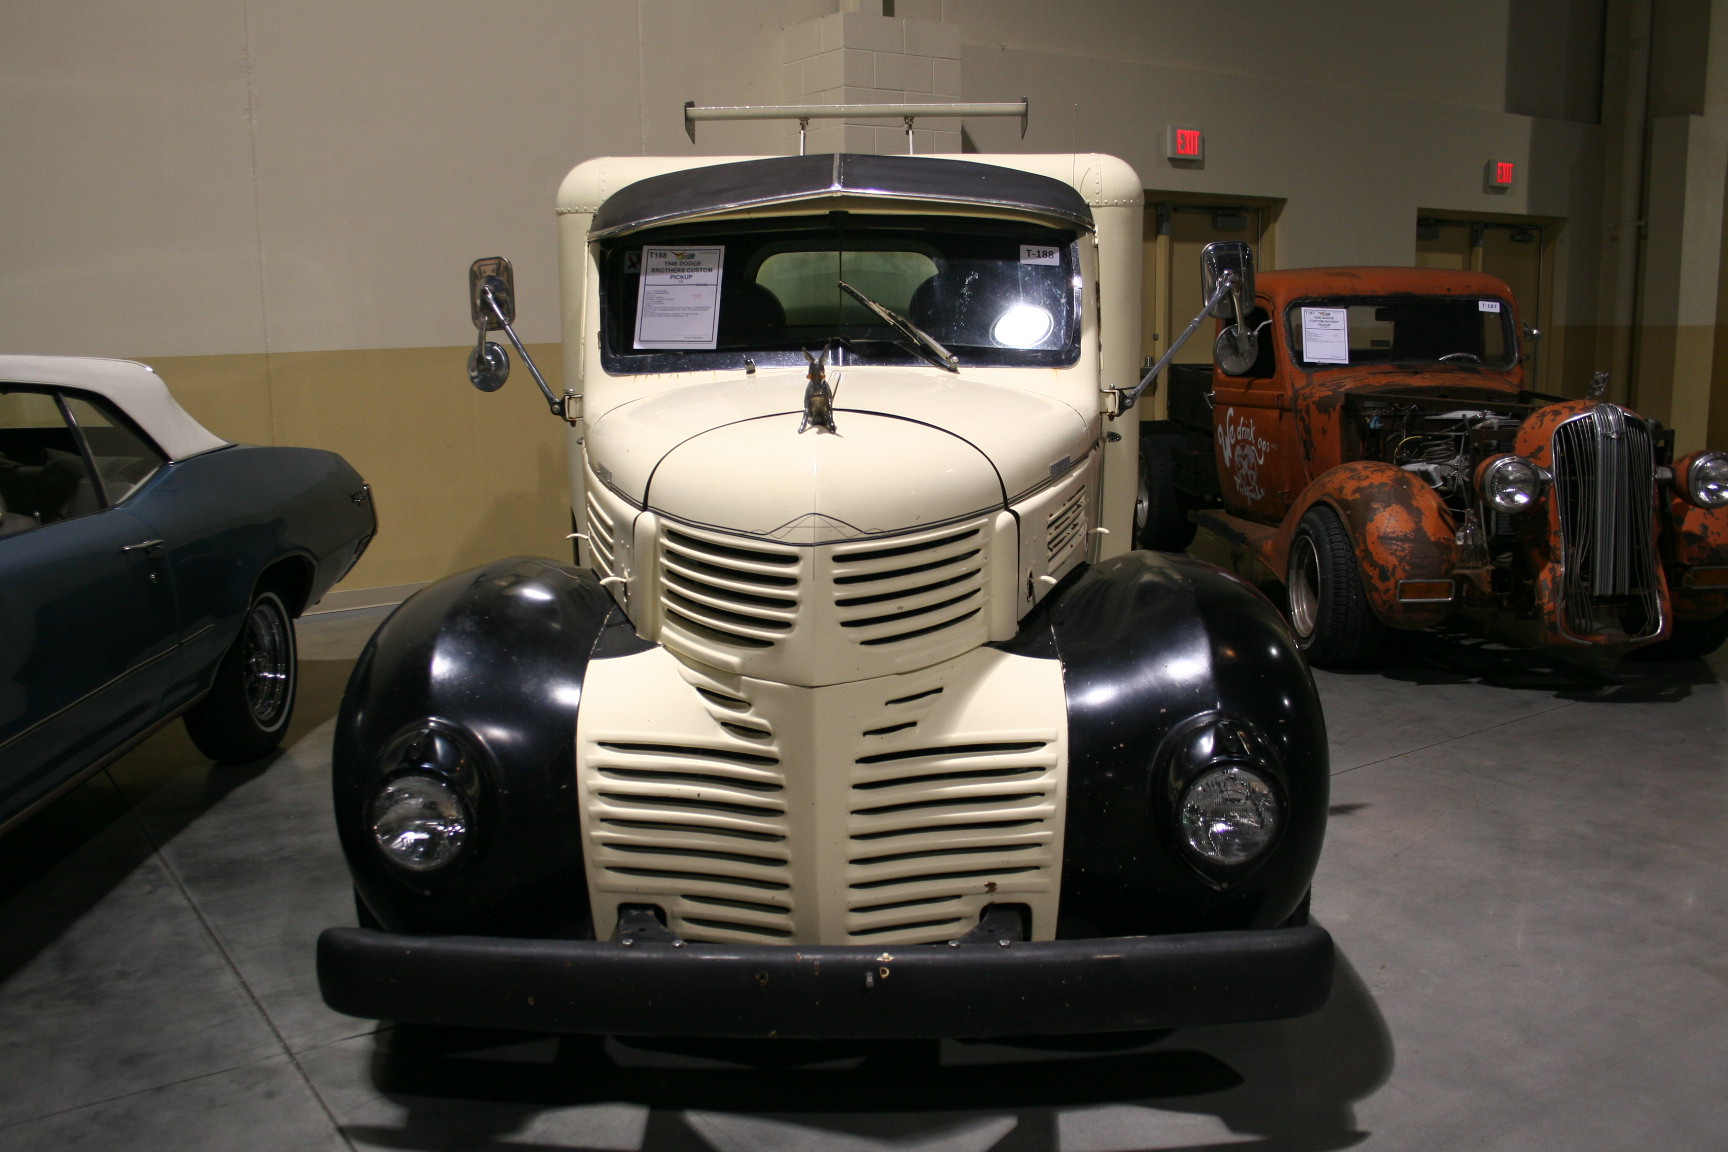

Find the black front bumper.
[{"left": 318, "top": 924, "right": 1334, "bottom": 1039}]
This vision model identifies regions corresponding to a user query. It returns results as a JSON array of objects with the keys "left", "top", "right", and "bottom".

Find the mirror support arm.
[
  {"left": 482, "top": 284, "right": 564, "bottom": 417},
  {"left": 1112, "top": 272, "right": 1235, "bottom": 418}
]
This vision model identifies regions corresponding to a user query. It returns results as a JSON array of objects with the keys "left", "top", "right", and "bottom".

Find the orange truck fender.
[{"left": 1272, "top": 461, "right": 1460, "bottom": 630}]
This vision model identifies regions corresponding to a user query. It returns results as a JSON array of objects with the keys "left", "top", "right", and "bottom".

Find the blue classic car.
[{"left": 0, "top": 356, "right": 375, "bottom": 833}]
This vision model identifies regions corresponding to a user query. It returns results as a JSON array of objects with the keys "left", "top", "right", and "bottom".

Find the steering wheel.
[{"left": 1438, "top": 352, "right": 1481, "bottom": 363}]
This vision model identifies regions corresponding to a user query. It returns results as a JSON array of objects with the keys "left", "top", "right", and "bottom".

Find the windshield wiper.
[{"left": 836, "top": 280, "right": 959, "bottom": 373}]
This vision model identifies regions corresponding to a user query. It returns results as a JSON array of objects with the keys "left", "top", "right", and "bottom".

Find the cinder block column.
[{"left": 781, "top": 6, "right": 961, "bottom": 155}]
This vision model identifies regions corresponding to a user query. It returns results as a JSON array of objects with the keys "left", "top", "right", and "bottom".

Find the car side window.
[
  {"left": 0, "top": 388, "right": 103, "bottom": 536},
  {"left": 61, "top": 392, "right": 167, "bottom": 505}
]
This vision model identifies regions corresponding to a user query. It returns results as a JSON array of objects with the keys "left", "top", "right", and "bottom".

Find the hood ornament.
[
  {"left": 1586, "top": 371, "right": 1609, "bottom": 400},
  {"left": 799, "top": 346, "right": 838, "bottom": 434}
]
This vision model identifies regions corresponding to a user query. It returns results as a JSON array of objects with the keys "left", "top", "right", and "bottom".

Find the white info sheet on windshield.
[
  {"left": 1299, "top": 306, "right": 1350, "bottom": 364},
  {"left": 634, "top": 247, "right": 724, "bottom": 349}
]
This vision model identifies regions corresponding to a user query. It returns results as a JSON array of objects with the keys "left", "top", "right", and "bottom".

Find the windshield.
[
  {"left": 598, "top": 213, "right": 1081, "bottom": 373},
  {"left": 1284, "top": 295, "right": 1517, "bottom": 370}
]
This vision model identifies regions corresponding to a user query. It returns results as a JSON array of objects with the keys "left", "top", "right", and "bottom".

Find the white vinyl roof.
[{"left": 0, "top": 356, "right": 229, "bottom": 462}]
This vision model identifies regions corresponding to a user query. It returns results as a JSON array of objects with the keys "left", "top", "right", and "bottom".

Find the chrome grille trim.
[{"left": 1550, "top": 404, "right": 1662, "bottom": 639}]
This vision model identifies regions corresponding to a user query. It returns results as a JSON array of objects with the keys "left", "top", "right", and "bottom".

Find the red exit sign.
[
  {"left": 1486, "top": 159, "right": 1515, "bottom": 188},
  {"left": 1167, "top": 126, "right": 1204, "bottom": 161}
]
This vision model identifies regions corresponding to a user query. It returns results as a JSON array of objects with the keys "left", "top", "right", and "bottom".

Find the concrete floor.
[{"left": 2, "top": 605, "right": 1725, "bottom": 1151}]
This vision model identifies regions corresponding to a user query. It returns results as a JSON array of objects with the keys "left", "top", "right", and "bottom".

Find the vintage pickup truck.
[
  {"left": 1139, "top": 267, "right": 1728, "bottom": 667},
  {"left": 315, "top": 146, "right": 1336, "bottom": 1039}
]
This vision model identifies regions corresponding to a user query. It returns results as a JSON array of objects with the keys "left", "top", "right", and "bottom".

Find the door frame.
[{"left": 1143, "top": 192, "right": 1284, "bottom": 420}]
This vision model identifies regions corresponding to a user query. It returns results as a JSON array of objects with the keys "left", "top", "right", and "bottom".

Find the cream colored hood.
[{"left": 585, "top": 370, "right": 1093, "bottom": 543}]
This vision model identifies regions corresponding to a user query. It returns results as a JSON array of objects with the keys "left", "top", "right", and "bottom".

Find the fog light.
[
  {"left": 1480, "top": 455, "right": 1544, "bottom": 513},
  {"left": 370, "top": 775, "right": 471, "bottom": 872},
  {"left": 991, "top": 304, "right": 1053, "bottom": 348},
  {"left": 1180, "top": 766, "right": 1281, "bottom": 865},
  {"left": 1684, "top": 451, "right": 1728, "bottom": 508}
]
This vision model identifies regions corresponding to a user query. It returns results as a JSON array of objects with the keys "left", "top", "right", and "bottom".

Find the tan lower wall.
[
  {"left": 143, "top": 345, "right": 571, "bottom": 591},
  {"left": 1633, "top": 325, "right": 1726, "bottom": 454}
]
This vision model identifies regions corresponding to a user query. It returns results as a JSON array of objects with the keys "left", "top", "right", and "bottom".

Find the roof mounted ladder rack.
[{"left": 683, "top": 99, "right": 1028, "bottom": 155}]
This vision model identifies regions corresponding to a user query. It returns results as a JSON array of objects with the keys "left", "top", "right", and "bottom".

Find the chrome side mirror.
[
  {"left": 470, "top": 257, "right": 516, "bottom": 330},
  {"left": 464, "top": 256, "right": 565, "bottom": 415},
  {"left": 1202, "top": 240, "right": 1255, "bottom": 320},
  {"left": 1202, "top": 241, "right": 1259, "bottom": 376},
  {"left": 468, "top": 257, "right": 514, "bottom": 392}
]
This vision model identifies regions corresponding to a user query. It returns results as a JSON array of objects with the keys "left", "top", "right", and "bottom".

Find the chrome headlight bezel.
[
  {"left": 1178, "top": 764, "right": 1283, "bottom": 867},
  {"left": 1679, "top": 450, "right": 1728, "bottom": 509},
  {"left": 365, "top": 723, "right": 488, "bottom": 880},
  {"left": 1158, "top": 714, "right": 1287, "bottom": 881},
  {"left": 369, "top": 773, "right": 472, "bottom": 874},
  {"left": 1478, "top": 453, "right": 1546, "bottom": 514}
]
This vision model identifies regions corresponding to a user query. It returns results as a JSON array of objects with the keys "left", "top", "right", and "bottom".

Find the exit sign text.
[{"left": 1167, "top": 126, "right": 1204, "bottom": 162}]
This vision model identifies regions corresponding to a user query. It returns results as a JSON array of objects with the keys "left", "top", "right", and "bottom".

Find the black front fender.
[
  {"left": 333, "top": 557, "right": 617, "bottom": 937},
  {"left": 1025, "top": 551, "right": 1329, "bottom": 937}
]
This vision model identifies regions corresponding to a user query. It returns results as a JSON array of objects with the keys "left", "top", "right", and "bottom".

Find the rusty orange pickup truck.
[{"left": 1139, "top": 266, "right": 1728, "bottom": 667}]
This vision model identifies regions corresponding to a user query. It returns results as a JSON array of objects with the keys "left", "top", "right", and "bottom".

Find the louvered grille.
[
  {"left": 585, "top": 490, "right": 616, "bottom": 579},
  {"left": 649, "top": 516, "right": 996, "bottom": 682},
  {"left": 584, "top": 711, "right": 797, "bottom": 941},
  {"left": 658, "top": 525, "right": 802, "bottom": 652},
  {"left": 1551, "top": 405, "right": 1662, "bottom": 639},
  {"left": 578, "top": 646, "right": 1066, "bottom": 947},
  {"left": 1045, "top": 486, "right": 1087, "bottom": 568},
  {"left": 844, "top": 734, "right": 1060, "bottom": 942},
  {"left": 830, "top": 524, "right": 989, "bottom": 648}
]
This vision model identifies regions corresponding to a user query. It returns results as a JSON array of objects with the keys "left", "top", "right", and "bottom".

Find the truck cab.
[{"left": 317, "top": 152, "right": 1335, "bottom": 1040}]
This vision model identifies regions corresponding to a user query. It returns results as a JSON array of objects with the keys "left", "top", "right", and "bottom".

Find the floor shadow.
[
  {"left": 0, "top": 654, "right": 355, "bottom": 985},
  {"left": 1373, "top": 627, "right": 1718, "bottom": 704},
  {"left": 348, "top": 946, "right": 1390, "bottom": 1151}
]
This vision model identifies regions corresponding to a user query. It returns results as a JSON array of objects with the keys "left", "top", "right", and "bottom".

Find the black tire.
[
  {"left": 1135, "top": 440, "right": 1196, "bottom": 552},
  {"left": 1285, "top": 506, "right": 1385, "bottom": 668},
  {"left": 184, "top": 588, "right": 298, "bottom": 765},
  {"left": 1629, "top": 613, "right": 1728, "bottom": 660}
]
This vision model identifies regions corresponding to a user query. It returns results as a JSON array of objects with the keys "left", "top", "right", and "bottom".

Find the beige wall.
[{"left": 3, "top": 0, "right": 1724, "bottom": 591}]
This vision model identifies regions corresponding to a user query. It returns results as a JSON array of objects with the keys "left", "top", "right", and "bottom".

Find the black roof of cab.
[{"left": 589, "top": 153, "right": 1095, "bottom": 239}]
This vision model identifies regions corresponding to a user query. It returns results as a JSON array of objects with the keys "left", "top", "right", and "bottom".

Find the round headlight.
[
  {"left": 1480, "top": 454, "right": 1544, "bottom": 513},
  {"left": 991, "top": 304, "right": 1054, "bottom": 348},
  {"left": 1179, "top": 766, "right": 1281, "bottom": 865},
  {"left": 369, "top": 774, "right": 471, "bottom": 872},
  {"left": 1685, "top": 451, "right": 1728, "bottom": 508}
]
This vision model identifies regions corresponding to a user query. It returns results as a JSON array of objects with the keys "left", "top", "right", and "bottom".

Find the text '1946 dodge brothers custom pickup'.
[{"left": 316, "top": 139, "right": 1336, "bottom": 1040}]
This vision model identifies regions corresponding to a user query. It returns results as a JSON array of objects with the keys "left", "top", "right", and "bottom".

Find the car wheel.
[
  {"left": 1628, "top": 612, "right": 1728, "bottom": 661},
  {"left": 1286, "top": 506, "right": 1384, "bottom": 668},
  {"left": 184, "top": 588, "right": 298, "bottom": 765},
  {"left": 1136, "top": 441, "right": 1196, "bottom": 552}
]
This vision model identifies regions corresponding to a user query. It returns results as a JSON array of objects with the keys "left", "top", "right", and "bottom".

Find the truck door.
[{"left": 1209, "top": 296, "right": 1304, "bottom": 521}]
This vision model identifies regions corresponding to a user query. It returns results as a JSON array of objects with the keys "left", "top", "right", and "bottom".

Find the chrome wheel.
[
  {"left": 1287, "top": 533, "right": 1320, "bottom": 640},
  {"left": 241, "top": 595, "right": 293, "bottom": 729},
  {"left": 184, "top": 586, "right": 299, "bottom": 764}
]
